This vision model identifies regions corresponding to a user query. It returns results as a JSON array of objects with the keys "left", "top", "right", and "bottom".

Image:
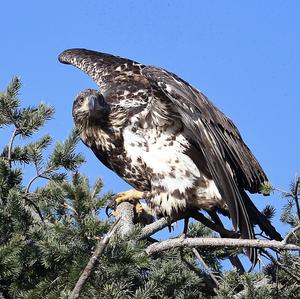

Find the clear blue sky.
[{"left": 1, "top": 1, "right": 300, "bottom": 238}]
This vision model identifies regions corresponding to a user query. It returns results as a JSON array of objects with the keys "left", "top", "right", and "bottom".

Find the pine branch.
[
  {"left": 0, "top": 77, "right": 21, "bottom": 127},
  {"left": 16, "top": 103, "right": 54, "bottom": 137},
  {"left": 25, "top": 165, "right": 56, "bottom": 193},
  {"left": 48, "top": 128, "right": 84, "bottom": 171},
  {"left": 7, "top": 128, "right": 19, "bottom": 168},
  {"left": 232, "top": 276, "right": 272, "bottom": 299},
  {"left": 68, "top": 217, "right": 121, "bottom": 299},
  {"left": 192, "top": 248, "right": 219, "bottom": 287},
  {"left": 292, "top": 177, "right": 300, "bottom": 222},
  {"left": 282, "top": 224, "right": 300, "bottom": 244},
  {"left": 262, "top": 250, "right": 300, "bottom": 284},
  {"left": 146, "top": 237, "right": 300, "bottom": 255}
]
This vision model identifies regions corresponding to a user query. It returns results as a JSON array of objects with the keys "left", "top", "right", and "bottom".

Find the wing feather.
[
  {"left": 58, "top": 48, "right": 143, "bottom": 93},
  {"left": 142, "top": 66, "right": 264, "bottom": 262}
]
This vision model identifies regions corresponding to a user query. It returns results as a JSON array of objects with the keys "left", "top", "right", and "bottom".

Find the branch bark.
[
  {"left": 146, "top": 237, "right": 300, "bottom": 255},
  {"left": 114, "top": 202, "right": 135, "bottom": 238},
  {"left": 138, "top": 215, "right": 182, "bottom": 240},
  {"left": 68, "top": 217, "right": 121, "bottom": 299}
]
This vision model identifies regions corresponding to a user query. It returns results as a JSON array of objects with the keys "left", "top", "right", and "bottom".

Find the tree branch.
[
  {"left": 205, "top": 211, "right": 245, "bottom": 274},
  {"left": 146, "top": 237, "right": 300, "bottom": 255},
  {"left": 137, "top": 209, "right": 218, "bottom": 241},
  {"left": 262, "top": 249, "right": 300, "bottom": 284},
  {"left": 292, "top": 177, "right": 300, "bottom": 222},
  {"left": 137, "top": 216, "right": 181, "bottom": 240},
  {"left": 114, "top": 202, "right": 135, "bottom": 238},
  {"left": 68, "top": 217, "right": 121, "bottom": 299},
  {"left": 138, "top": 210, "right": 239, "bottom": 241},
  {"left": 192, "top": 248, "right": 219, "bottom": 287},
  {"left": 283, "top": 224, "right": 300, "bottom": 244},
  {"left": 7, "top": 128, "right": 18, "bottom": 168}
]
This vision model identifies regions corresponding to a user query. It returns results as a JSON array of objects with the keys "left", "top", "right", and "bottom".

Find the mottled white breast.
[{"left": 122, "top": 113, "right": 223, "bottom": 216}]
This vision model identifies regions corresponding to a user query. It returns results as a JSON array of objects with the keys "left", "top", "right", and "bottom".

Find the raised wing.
[
  {"left": 142, "top": 66, "right": 268, "bottom": 262},
  {"left": 58, "top": 48, "right": 146, "bottom": 95}
]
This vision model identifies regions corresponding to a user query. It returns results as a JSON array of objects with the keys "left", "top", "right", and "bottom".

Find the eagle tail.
[{"left": 241, "top": 190, "right": 282, "bottom": 241}]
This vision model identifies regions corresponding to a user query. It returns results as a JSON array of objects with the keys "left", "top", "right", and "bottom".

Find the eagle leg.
[{"left": 183, "top": 216, "right": 190, "bottom": 236}]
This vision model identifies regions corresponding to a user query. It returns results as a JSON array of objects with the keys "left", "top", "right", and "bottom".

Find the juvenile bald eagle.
[{"left": 58, "top": 48, "right": 281, "bottom": 263}]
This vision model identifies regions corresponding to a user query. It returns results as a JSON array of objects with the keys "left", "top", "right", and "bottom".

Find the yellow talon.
[
  {"left": 106, "top": 189, "right": 153, "bottom": 224},
  {"left": 135, "top": 202, "right": 144, "bottom": 215},
  {"left": 106, "top": 189, "right": 145, "bottom": 216},
  {"left": 114, "top": 189, "right": 144, "bottom": 205}
]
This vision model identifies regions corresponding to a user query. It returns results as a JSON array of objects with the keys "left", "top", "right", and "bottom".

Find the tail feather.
[{"left": 241, "top": 190, "right": 282, "bottom": 241}]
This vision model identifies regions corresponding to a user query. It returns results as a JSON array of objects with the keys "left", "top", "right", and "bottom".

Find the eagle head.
[{"left": 72, "top": 89, "right": 110, "bottom": 128}]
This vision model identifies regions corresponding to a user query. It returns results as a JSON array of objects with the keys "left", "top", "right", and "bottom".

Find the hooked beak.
[
  {"left": 88, "top": 95, "right": 98, "bottom": 111},
  {"left": 88, "top": 94, "right": 110, "bottom": 113}
]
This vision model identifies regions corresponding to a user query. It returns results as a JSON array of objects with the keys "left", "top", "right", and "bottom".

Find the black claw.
[
  {"left": 105, "top": 206, "right": 112, "bottom": 217},
  {"left": 106, "top": 197, "right": 117, "bottom": 217}
]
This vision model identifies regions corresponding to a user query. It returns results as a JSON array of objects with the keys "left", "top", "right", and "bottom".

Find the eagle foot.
[
  {"left": 114, "top": 189, "right": 144, "bottom": 205},
  {"left": 106, "top": 189, "right": 144, "bottom": 216},
  {"left": 135, "top": 202, "right": 144, "bottom": 215}
]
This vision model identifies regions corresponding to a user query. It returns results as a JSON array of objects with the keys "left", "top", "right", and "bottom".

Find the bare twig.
[
  {"left": 283, "top": 224, "right": 300, "bottom": 245},
  {"left": 262, "top": 250, "right": 300, "bottom": 284},
  {"left": 25, "top": 166, "right": 56, "bottom": 194},
  {"left": 192, "top": 248, "right": 219, "bottom": 286},
  {"left": 273, "top": 188, "right": 291, "bottom": 196},
  {"left": 292, "top": 177, "right": 300, "bottom": 221},
  {"left": 25, "top": 174, "right": 42, "bottom": 194},
  {"left": 24, "top": 172, "right": 50, "bottom": 222},
  {"left": 68, "top": 217, "right": 121, "bottom": 299},
  {"left": 146, "top": 237, "right": 300, "bottom": 255},
  {"left": 7, "top": 128, "right": 18, "bottom": 168},
  {"left": 63, "top": 202, "right": 78, "bottom": 215}
]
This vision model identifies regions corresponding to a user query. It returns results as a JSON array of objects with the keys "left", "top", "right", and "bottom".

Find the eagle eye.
[{"left": 77, "top": 97, "right": 84, "bottom": 105}]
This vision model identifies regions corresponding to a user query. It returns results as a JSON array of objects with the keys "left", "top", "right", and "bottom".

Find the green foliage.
[
  {"left": 0, "top": 77, "right": 54, "bottom": 136},
  {"left": 1, "top": 77, "right": 300, "bottom": 298},
  {"left": 0, "top": 77, "right": 219, "bottom": 298},
  {"left": 216, "top": 271, "right": 273, "bottom": 299},
  {"left": 0, "top": 77, "right": 21, "bottom": 128},
  {"left": 0, "top": 78, "right": 99, "bottom": 298},
  {"left": 259, "top": 181, "right": 273, "bottom": 196}
]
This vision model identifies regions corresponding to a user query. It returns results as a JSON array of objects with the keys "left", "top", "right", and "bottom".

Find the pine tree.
[
  {"left": 0, "top": 78, "right": 220, "bottom": 298},
  {"left": 0, "top": 77, "right": 299, "bottom": 298}
]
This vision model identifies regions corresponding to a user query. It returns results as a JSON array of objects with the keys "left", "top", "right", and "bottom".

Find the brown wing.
[
  {"left": 58, "top": 48, "right": 146, "bottom": 95},
  {"left": 142, "top": 66, "right": 269, "bottom": 263}
]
